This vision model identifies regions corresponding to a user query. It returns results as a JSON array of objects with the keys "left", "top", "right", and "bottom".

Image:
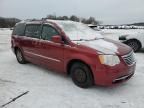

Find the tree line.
[
  {"left": 46, "top": 15, "right": 100, "bottom": 25},
  {"left": 0, "top": 15, "right": 100, "bottom": 28},
  {"left": 0, "top": 17, "right": 20, "bottom": 28}
]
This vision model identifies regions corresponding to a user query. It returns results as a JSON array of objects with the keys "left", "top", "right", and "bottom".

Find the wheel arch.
[
  {"left": 13, "top": 46, "right": 24, "bottom": 55},
  {"left": 66, "top": 59, "right": 94, "bottom": 80},
  {"left": 14, "top": 46, "right": 19, "bottom": 54},
  {"left": 125, "top": 38, "right": 142, "bottom": 49}
]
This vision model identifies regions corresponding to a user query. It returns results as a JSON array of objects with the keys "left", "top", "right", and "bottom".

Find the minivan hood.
[{"left": 77, "top": 38, "right": 132, "bottom": 55}]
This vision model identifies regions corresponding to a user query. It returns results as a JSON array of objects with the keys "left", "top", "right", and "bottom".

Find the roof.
[{"left": 17, "top": 19, "right": 76, "bottom": 25}]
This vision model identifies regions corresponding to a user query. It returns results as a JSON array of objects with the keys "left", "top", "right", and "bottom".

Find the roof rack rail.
[
  {"left": 24, "top": 19, "right": 42, "bottom": 22},
  {"left": 41, "top": 18, "right": 57, "bottom": 21}
]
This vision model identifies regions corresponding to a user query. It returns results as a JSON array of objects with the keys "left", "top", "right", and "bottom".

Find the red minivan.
[{"left": 11, "top": 19, "right": 136, "bottom": 88}]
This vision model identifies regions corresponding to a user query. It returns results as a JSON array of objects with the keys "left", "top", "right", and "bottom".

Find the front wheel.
[
  {"left": 16, "top": 48, "right": 27, "bottom": 64},
  {"left": 70, "top": 62, "right": 94, "bottom": 88}
]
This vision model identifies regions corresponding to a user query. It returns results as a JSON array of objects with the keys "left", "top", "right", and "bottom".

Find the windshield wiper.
[{"left": 72, "top": 39, "right": 86, "bottom": 41}]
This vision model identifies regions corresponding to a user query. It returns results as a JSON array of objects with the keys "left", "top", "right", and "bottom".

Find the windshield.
[{"left": 54, "top": 21, "right": 103, "bottom": 41}]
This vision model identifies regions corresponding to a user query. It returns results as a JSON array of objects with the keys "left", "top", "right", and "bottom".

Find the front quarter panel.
[{"left": 63, "top": 44, "right": 100, "bottom": 82}]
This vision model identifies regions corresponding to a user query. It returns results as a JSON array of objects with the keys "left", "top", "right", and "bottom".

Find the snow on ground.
[
  {"left": 0, "top": 29, "right": 144, "bottom": 108},
  {"left": 0, "top": 28, "right": 11, "bottom": 52}
]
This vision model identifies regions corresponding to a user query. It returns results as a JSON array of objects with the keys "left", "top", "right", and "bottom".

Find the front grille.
[{"left": 122, "top": 51, "right": 135, "bottom": 66}]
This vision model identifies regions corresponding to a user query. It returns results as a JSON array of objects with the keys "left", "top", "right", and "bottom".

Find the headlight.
[{"left": 98, "top": 55, "right": 120, "bottom": 66}]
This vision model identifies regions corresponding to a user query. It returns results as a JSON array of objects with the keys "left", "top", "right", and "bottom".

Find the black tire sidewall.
[
  {"left": 70, "top": 62, "right": 93, "bottom": 88},
  {"left": 16, "top": 49, "right": 26, "bottom": 64}
]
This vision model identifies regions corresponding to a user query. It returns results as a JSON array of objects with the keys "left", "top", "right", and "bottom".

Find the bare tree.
[
  {"left": 45, "top": 15, "right": 100, "bottom": 25},
  {"left": 69, "top": 15, "right": 80, "bottom": 22},
  {"left": 47, "top": 14, "right": 56, "bottom": 20}
]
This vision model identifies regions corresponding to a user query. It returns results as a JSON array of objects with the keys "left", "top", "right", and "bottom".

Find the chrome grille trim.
[
  {"left": 122, "top": 51, "right": 136, "bottom": 66},
  {"left": 113, "top": 73, "right": 133, "bottom": 83}
]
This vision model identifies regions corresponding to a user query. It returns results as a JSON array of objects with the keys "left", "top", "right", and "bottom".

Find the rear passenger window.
[
  {"left": 12, "top": 23, "right": 25, "bottom": 36},
  {"left": 41, "top": 25, "right": 59, "bottom": 40},
  {"left": 25, "top": 24, "right": 41, "bottom": 38}
]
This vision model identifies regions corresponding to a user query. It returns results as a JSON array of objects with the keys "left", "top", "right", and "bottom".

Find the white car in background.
[{"left": 119, "top": 32, "right": 144, "bottom": 52}]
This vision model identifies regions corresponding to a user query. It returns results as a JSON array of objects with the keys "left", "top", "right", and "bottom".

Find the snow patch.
[{"left": 78, "top": 39, "right": 119, "bottom": 54}]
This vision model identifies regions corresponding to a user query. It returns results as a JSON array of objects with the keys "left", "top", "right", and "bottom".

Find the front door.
[{"left": 38, "top": 24, "right": 64, "bottom": 72}]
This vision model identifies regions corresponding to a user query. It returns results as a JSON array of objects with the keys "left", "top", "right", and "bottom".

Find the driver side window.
[{"left": 41, "top": 25, "right": 59, "bottom": 40}]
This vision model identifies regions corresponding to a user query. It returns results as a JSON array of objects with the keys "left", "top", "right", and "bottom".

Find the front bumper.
[
  {"left": 119, "top": 36, "right": 128, "bottom": 43},
  {"left": 112, "top": 72, "right": 134, "bottom": 84},
  {"left": 119, "top": 36, "right": 127, "bottom": 41},
  {"left": 93, "top": 61, "right": 136, "bottom": 86}
]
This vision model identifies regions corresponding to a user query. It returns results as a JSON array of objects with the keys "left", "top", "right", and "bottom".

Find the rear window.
[
  {"left": 12, "top": 23, "right": 26, "bottom": 36},
  {"left": 25, "top": 24, "right": 41, "bottom": 38}
]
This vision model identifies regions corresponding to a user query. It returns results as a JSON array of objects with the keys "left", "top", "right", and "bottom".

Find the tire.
[
  {"left": 70, "top": 62, "right": 94, "bottom": 88},
  {"left": 126, "top": 40, "right": 141, "bottom": 52},
  {"left": 16, "top": 48, "right": 27, "bottom": 64}
]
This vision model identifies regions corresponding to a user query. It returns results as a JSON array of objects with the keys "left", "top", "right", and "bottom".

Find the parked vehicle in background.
[
  {"left": 11, "top": 19, "right": 136, "bottom": 88},
  {"left": 88, "top": 25, "right": 101, "bottom": 31},
  {"left": 119, "top": 32, "right": 144, "bottom": 52},
  {"left": 88, "top": 25, "right": 104, "bottom": 34}
]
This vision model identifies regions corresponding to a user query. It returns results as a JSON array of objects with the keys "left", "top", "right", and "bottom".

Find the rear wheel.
[
  {"left": 126, "top": 40, "right": 141, "bottom": 52},
  {"left": 16, "top": 48, "right": 27, "bottom": 64},
  {"left": 70, "top": 62, "right": 94, "bottom": 88}
]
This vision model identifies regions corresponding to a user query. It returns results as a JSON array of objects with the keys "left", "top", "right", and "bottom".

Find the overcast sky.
[{"left": 0, "top": 0, "right": 144, "bottom": 25}]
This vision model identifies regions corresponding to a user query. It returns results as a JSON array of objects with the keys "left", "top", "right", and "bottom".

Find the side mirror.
[{"left": 51, "top": 35, "right": 63, "bottom": 44}]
